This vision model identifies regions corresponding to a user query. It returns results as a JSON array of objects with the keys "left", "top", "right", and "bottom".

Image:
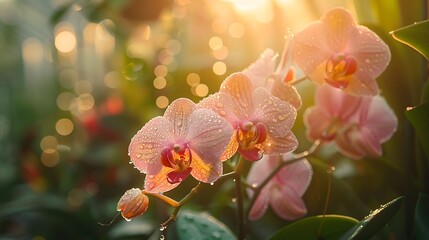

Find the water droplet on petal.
[{"left": 216, "top": 102, "right": 223, "bottom": 108}]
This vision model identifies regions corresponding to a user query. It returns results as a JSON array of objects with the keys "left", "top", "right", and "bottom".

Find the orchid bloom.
[
  {"left": 291, "top": 7, "right": 391, "bottom": 96},
  {"left": 199, "top": 73, "right": 298, "bottom": 161},
  {"left": 128, "top": 98, "right": 233, "bottom": 193},
  {"left": 247, "top": 154, "right": 313, "bottom": 221},
  {"left": 243, "top": 46, "right": 302, "bottom": 109},
  {"left": 304, "top": 85, "right": 397, "bottom": 159}
]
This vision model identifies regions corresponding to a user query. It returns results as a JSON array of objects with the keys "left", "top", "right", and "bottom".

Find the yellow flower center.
[
  {"left": 236, "top": 121, "right": 267, "bottom": 151},
  {"left": 325, "top": 53, "right": 358, "bottom": 89}
]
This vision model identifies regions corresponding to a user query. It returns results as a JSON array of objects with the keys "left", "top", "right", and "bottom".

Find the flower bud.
[{"left": 117, "top": 188, "right": 149, "bottom": 221}]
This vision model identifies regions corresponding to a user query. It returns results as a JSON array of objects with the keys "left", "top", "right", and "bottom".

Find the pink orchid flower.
[
  {"left": 247, "top": 154, "right": 313, "bottom": 221},
  {"left": 198, "top": 73, "right": 298, "bottom": 161},
  {"left": 128, "top": 98, "right": 233, "bottom": 193},
  {"left": 304, "top": 85, "right": 397, "bottom": 159},
  {"left": 243, "top": 46, "right": 302, "bottom": 109},
  {"left": 291, "top": 7, "right": 391, "bottom": 96}
]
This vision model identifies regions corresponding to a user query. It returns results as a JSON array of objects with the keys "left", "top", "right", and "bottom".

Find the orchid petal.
[
  {"left": 129, "top": 117, "right": 173, "bottom": 175},
  {"left": 276, "top": 158, "right": 313, "bottom": 196},
  {"left": 238, "top": 147, "right": 263, "bottom": 161},
  {"left": 291, "top": 23, "right": 330, "bottom": 83},
  {"left": 220, "top": 73, "right": 254, "bottom": 119},
  {"left": 188, "top": 108, "right": 233, "bottom": 163},
  {"left": 220, "top": 133, "right": 239, "bottom": 161},
  {"left": 343, "top": 71, "right": 379, "bottom": 96},
  {"left": 190, "top": 150, "right": 222, "bottom": 183},
  {"left": 144, "top": 166, "right": 179, "bottom": 193},
  {"left": 270, "top": 185, "right": 307, "bottom": 220},
  {"left": 320, "top": 7, "right": 356, "bottom": 51},
  {"left": 336, "top": 125, "right": 370, "bottom": 159},
  {"left": 271, "top": 78, "right": 302, "bottom": 109},
  {"left": 252, "top": 88, "right": 298, "bottom": 154},
  {"left": 246, "top": 157, "right": 273, "bottom": 220},
  {"left": 164, "top": 98, "right": 197, "bottom": 138},
  {"left": 197, "top": 92, "right": 237, "bottom": 124},
  {"left": 248, "top": 186, "right": 271, "bottom": 221},
  {"left": 304, "top": 106, "right": 332, "bottom": 141},
  {"left": 349, "top": 26, "right": 391, "bottom": 78},
  {"left": 316, "top": 85, "right": 363, "bottom": 120},
  {"left": 363, "top": 96, "right": 398, "bottom": 142},
  {"left": 243, "top": 49, "right": 277, "bottom": 89}
]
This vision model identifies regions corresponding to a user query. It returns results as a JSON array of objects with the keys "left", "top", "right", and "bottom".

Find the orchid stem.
[
  {"left": 235, "top": 155, "right": 246, "bottom": 240},
  {"left": 160, "top": 182, "right": 202, "bottom": 229},
  {"left": 143, "top": 190, "right": 180, "bottom": 208}
]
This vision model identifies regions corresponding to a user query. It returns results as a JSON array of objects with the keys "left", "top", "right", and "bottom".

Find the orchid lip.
[{"left": 161, "top": 143, "right": 193, "bottom": 183}]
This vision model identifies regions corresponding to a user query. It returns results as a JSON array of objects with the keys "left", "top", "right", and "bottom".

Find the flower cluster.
[{"left": 118, "top": 7, "right": 397, "bottom": 225}]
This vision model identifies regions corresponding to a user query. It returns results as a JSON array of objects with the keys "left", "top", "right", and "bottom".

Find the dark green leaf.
[
  {"left": 412, "top": 193, "right": 429, "bottom": 239},
  {"left": 391, "top": 20, "right": 429, "bottom": 60},
  {"left": 340, "top": 196, "right": 403, "bottom": 240},
  {"left": 405, "top": 101, "right": 429, "bottom": 159},
  {"left": 176, "top": 210, "right": 235, "bottom": 240},
  {"left": 268, "top": 215, "right": 358, "bottom": 240}
]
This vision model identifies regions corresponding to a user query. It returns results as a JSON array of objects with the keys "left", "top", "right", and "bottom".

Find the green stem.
[
  {"left": 235, "top": 155, "right": 246, "bottom": 240},
  {"left": 160, "top": 182, "right": 202, "bottom": 229}
]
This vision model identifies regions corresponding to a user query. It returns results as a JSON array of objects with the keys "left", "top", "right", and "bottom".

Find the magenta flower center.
[
  {"left": 161, "top": 143, "right": 193, "bottom": 184},
  {"left": 325, "top": 53, "right": 358, "bottom": 89},
  {"left": 236, "top": 122, "right": 267, "bottom": 151}
]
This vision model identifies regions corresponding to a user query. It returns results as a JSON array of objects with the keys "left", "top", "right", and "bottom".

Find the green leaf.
[
  {"left": 405, "top": 101, "right": 429, "bottom": 159},
  {"left": 268, "top": 215, "right": 358, "bottom": 240},
  {"left": 340, "top": 196, "right": 403, "bottom": 240},
  {"left": 176, "top": 211, "right": 236, "bottom": 240},
  {"left": 391, "top": 20, "right": 429, "bottom": 60},
  {"left": 412, "top": 193, "right": 429, "bottom": 239}
]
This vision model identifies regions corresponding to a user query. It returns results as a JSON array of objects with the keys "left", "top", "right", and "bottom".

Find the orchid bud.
[{"left": 117, "top": 188, "right": 149, "bottom": 221}]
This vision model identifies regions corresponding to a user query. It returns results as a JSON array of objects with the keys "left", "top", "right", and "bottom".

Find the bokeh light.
[
  {"left": 156, "top": 96, "right": 169, "bottom": 109},
  {"left": 186, "top": 73, "right": 200, "bottom": 87},
  {"left": 22, "top": 38, "right": 44, "bottom": 64},
  {"left": 55, "top": 118, "right": 74, "bottom": 136},
  {"left": 153, "top": 77, "right": 167, "bottom": 89},
  {"left": 55, "top": 29, "right": 76, "bottom": 54},
  {"left": 154, "top": 64, "right": 168, "bottom": 77},
  {"left": 228, "top": 22, "right": 245, "bottom": 38},
  {"left": 41, "top": 150, "right": 60, "bottom": 167},
  {"left": 213, "top": 61, "right": 227, "bottom": 75},
  {"left": 195, "top": 84, "right": 209, "bottom": 97},
  {"left": 56, "top": 92, "right": 75, "bottom": 111},
  {"left": 40, "top": 135, "right": 58, "bottom": 153},
  {"left": 76, "top": 93, "right": 95, "bottom": 111}
]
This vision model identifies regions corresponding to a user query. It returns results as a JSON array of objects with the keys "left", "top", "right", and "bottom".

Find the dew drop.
[
  {"left": 136, "top": 153, "right": 142, "bottom": 158},
  {"left": 219, "top": 110, "right": 227, "bottom": 116},
  {"left": 216, "top": 102, "right": 224, "bottom": 108},
  {"left": 365, "top": 59, "right": 371, "bottom": 63},
  {"left": 160, "top": 234, "right": 165, "bottom": 240},
  {"left": 278, "top": 114, "right": 287, "bottom": 121},
  {"left": 231, "top": 198, "right": 237, "bottom": 203},
  {"left": 210, "top": 182, "right": 214, "bottom": 186}
]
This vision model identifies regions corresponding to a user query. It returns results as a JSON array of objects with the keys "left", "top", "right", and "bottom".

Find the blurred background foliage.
[{"left": 0, "top": 0, "right": 427, "bottom": 239}]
